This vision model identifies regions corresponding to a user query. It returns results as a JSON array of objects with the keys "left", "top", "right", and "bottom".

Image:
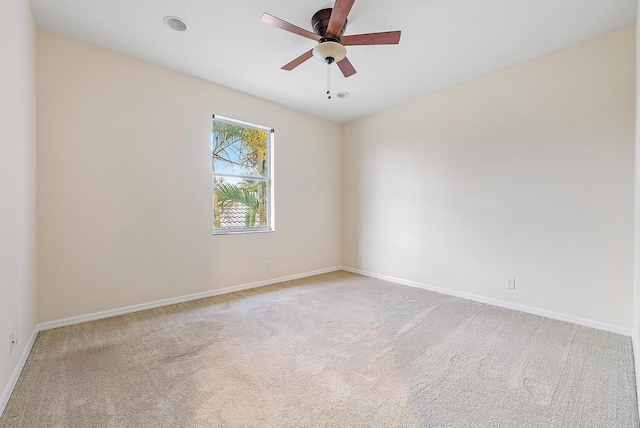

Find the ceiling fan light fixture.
[{"left": 312, "top": 41, "right": 346, "bottom": 64}]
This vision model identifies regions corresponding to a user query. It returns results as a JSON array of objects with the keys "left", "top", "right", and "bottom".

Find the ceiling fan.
[{"left": 261, "top": 0, "right": 401, "bottom": 79}]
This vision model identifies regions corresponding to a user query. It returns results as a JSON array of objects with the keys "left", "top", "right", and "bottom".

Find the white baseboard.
[
  {"left": 342, "top": 266, "right": 632, "bottom": 337},
  {"left": 0, "top": 326, "right": 38, "bottom": 418},
  {"left": 38, "top": 266, "right": 342, "bottom": 331}
]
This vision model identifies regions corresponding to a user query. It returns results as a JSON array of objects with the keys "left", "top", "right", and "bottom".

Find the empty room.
[{"left": 2, "top": 0, "right": 640, "bottom": 426}]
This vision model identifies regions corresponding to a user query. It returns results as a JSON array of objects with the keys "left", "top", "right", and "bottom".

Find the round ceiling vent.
[{"left": 163, "top": 16, "right": 188, "bottom": 32}]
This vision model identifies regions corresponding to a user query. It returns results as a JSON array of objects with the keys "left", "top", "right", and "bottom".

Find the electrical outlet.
[
  {"left": 507, "top": 278, "right": 516, "bottom": 290},
  {"left": 358, "top": 254, "right": 363, "bottom": 262},
  {"left": 266, "top": 260, "right": 272, "bottom": 269},
  {"left": 9, "top": 327, "right": 17, "bottom": 355}
]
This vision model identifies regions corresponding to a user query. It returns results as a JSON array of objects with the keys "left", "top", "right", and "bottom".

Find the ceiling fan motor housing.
[{"left": 311, "top": 8, "right": 347, "bottom": 38}]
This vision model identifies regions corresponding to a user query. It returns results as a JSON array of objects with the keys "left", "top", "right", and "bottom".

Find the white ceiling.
[{"left": 29, "top": 0, "right": 636, "bottom": 124}]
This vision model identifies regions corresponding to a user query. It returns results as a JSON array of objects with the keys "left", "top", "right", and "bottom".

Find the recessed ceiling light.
[
  {"left": 337, "top": 92, "right": 350, "bottom": 99},
  {"left": 163, "top": 16, "right": 188, "bottom": 32}
]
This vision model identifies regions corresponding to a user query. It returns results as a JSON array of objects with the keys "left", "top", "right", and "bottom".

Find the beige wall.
[
  {"left": 36, "top": 30, "right": 342, "bottom": 322},
  {"left": 343, "top": 26, "right": 635, "bottom": 329},
  {"left": 0, "top": 0, "right": 38, "bottom": 409}
]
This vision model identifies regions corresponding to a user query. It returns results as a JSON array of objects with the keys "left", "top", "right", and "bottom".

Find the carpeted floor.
[{"left": 1, "top": 271, "right": 638, "bottom": 427}]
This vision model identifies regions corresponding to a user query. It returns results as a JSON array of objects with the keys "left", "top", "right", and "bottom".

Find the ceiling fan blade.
[
  {"left": 337, "top": 57, "right": 356, "bottom": 78},
  {"left": 282, "top": 50, "right": 314, "bottom": 71},
  {"left": 261, "top": 13, "right": 321, "bottom": 41},
  {"left": 327, "top": 0, "right": 355, "bottom": 38},
  {"left": 341, "top": 31, "right": 401, "bottom": 46}
]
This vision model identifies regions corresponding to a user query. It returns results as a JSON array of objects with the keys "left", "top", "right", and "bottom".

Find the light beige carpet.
[{"left": 1, "top": 271, "right": 638, "bottom": 427}]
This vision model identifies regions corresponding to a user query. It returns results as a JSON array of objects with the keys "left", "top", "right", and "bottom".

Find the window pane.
[
  {"left": 213, "top": 176, "right": 269, "bottom": 230},
  {"left": 212, "top": 119, "right": 268, "bottom": 177}
]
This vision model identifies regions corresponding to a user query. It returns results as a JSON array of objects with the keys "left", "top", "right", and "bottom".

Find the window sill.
[{"left": 213, "top": 228, "right": 274, "bottom": 235}]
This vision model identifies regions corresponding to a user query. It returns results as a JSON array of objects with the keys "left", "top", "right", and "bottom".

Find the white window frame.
[{"left": 212, "top": 115, "right": 275, "bottom": 235}]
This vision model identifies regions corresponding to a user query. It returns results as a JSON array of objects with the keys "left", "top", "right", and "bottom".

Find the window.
[{"left": 212, "top": 115, "right": 274, "bottom": 234}]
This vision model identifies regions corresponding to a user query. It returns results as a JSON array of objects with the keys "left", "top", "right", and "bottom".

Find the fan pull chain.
[{"left": 326, "top": 63, "right": 332, "bottom": 100}]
